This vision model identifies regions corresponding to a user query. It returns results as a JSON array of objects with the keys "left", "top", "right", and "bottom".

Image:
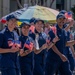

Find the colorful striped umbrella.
[
  {"left": 0, "top": 8, "right": 27, "bottom": 24},
  {"left": 19, "top": 5, "right": 59, "bottom": 23}
]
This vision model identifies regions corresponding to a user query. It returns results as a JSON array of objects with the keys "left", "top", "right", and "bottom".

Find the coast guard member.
[{"left": 0, "top": 14, "right": 20, "bottom": 75}]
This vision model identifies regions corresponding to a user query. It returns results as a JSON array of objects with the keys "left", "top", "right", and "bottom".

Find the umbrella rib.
[
  {"left": 44, "top": 8, "right": 55, "bottom": 20},
  {"left": 47, "top": 8, "right": 58, "bottom": 16}
]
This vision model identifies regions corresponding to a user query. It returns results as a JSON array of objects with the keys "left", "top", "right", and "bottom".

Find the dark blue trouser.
[
  {"left": 59, "top": 61, "right": 72, "bottom": 75},
  {"left": 20, "top": 63, "right": 33, "bottom": 75},
  {"left": 55, "top": 54, "right": 74, "bottom": 75},
  {"left": 1, "top": 68, "right": 20, "bottom": 75},
  {"left": 67, "top": 53, "right": 74, "bottom": 71},
  {"left": 33, "top": 63, "right": 44, "bottom": 75},
  {"left": 45, "top": 59, "right": 72, "bottom": 75}
]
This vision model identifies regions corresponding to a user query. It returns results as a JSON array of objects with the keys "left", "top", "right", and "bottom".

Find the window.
[
  {"left": 10, "top": 0, "right": 18, "bottom": 12},
  {"left": 56, "top": 0, "right": 64, "bottom": 10}
]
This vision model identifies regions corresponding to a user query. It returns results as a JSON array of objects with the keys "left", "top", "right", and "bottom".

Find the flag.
[
  {"left": 51, "top": 26, "right": 57, "bottom": 35},
  {"left": 15, "top": 40, "right": 21, "bottom": 48},
  {"left": 28, "top": 42, "right": 34, "bottom": 50},
  {"left": 24, "top": 41, "right": 33, "bottom": 51},
  {"left": 65, "top": 12, "right": 72, "bottom": 19},
  {"left": 8, "top": 40, "right": 14, "bottom": 47},
  {"left": 46, "top": 36, "right": 50, "bottom": 44}
]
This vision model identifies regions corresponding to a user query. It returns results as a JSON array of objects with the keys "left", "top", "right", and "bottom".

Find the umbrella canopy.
[
  {"left": 0, "top": 8, "right": 27, "bottom": 24},
  {"left": 19, "top": 5, "right": 59, "bottom": 23}
]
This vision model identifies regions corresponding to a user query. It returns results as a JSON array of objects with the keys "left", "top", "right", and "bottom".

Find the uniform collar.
[
  {"left": 21, "top": 34, "right": 28, "bottom": 39},
  {"left": 56, "top": 24, "right": 62, "bottom": 32},
  {"left": 35, "top": 29, "right": 41, "bottom": 35},
  {"left": 5, "top": 27, "right": 13, "bottom": 33},
  {"left": 63, "top": 24, "right": 68, "bottom": 29}
]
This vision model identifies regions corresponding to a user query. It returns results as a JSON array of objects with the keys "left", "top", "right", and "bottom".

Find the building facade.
[{"left": 0, "top": 0, "right": 75, "bottom": 29}]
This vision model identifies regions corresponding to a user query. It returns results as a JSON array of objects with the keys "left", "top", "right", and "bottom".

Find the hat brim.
[
  {"left": 58, "top": 16, "right": 66, "bottom": 19},
  {"left": 6, "top": 16, "right": 19, "bottom": 21},
  {"left": 13, "top": 18, "right": 19, "bottom": 21},
  {"left": 20, "top": 23, "right": 31, "bottom": 28}
]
